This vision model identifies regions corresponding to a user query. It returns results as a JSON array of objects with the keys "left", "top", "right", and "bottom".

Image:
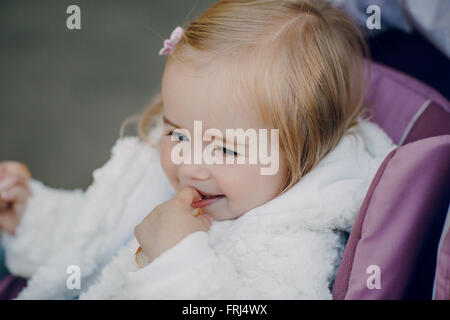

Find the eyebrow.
[{"left": 162, "top": 114, "right": 181, "bottom": 129}]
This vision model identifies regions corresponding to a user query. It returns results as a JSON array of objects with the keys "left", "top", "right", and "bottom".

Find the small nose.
[{"left": 177, "top": 163, "right": 211, "bottom": 182}]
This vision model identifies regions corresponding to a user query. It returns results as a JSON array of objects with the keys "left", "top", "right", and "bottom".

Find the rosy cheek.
[{"left": 215, "top": 169, "right": 243, "bottom": 201}]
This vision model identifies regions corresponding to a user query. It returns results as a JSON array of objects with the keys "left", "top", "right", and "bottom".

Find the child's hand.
[
  {"left": 134, "top": 187, "right": 213, "bottom": 265},
  {"left": 0, "top": 161, "right": 32, "bottom": 235}
]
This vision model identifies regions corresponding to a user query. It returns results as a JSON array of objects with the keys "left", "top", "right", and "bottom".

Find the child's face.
[{"left": 160, "top": 61, "right": 287, "bottom": 221}]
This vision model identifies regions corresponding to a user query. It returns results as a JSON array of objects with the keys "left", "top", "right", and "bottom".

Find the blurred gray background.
[{"left": 0, "top": 0, "right": 213, "bottom": 189}]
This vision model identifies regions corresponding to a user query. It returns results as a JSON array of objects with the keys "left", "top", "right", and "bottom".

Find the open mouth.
[
  {"left": 192, "top": 189, "right": 225, "bottom": 208},
  {"left": 197, "top": 189, "right": 224, "bottom": 199}
]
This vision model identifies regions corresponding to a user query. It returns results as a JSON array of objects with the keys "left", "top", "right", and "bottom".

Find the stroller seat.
[{"left": 332, "top": 61, "right": 450, "bottom": 300}]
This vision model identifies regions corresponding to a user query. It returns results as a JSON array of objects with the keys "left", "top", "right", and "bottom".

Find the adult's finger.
[
  {"left": 0, "top": 200, "right": 10, "bottom": 212},
  {"left": 1, "top": 185, "right": 30, "bottom": 202},
  {"left": 174, "top": 187, "right": 201, "bottom": 206},
  {"left": 0, "top": 175, "right": 28, "bottom": 192},
  {"left": 0, "top": 162, "right": 31, "bottom": 179},
  {"left": 0, "top": 213, "right": 17, "bottom": 235}
]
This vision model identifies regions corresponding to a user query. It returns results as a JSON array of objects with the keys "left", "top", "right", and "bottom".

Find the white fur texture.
[{"left": 1, "top": 119, "right": 396, "bottom": 299}]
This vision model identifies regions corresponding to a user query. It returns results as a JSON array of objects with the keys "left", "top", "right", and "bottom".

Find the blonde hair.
[{"left": 122, "top": 0, "right": 370, "bottom": 195}]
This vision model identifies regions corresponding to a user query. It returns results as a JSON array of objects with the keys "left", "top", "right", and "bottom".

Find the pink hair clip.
[{"left": 159, "top": 26, "right": 185, "bottom": 56}]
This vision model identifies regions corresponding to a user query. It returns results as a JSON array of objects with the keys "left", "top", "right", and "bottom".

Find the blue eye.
[
  {"left": 219, "top": 147, "right": 238, "bottom": 157},
  {"left": 167, "top": 130, "right": 189, "bottom": 142}
]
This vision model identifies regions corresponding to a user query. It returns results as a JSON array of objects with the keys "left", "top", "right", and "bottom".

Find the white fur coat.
[{"left": 0, "top": 119, "right": 396, "bottom": 299}]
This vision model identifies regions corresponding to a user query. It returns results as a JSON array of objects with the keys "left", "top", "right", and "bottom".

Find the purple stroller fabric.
[
  {"left": 332, "top": 136, "right": 450, "bottom": 299},
  {"left": 434, "top": 218, "right": 450, "bottom": 299},
  {"left": 333, "top": 61, "right": 450, "bottom": 300},
  {"left": 363, "top": 61, "right": 450, "bottom": 145},
  {"left": 0, "top": 275, "right": 27, "bottom": 300}
]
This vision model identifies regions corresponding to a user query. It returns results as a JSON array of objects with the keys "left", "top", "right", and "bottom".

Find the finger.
[
  {"left": 196, "top": 213, "right": 213, "bottom": 230},
  {"left": 0, "top": 175, "right": 28, "bottom": 193},
  {"left": 0, "top": 200, "right": 11, "bottom": 212},
  {"left": 133, "top": 225, "right": 140, "bottom": 239},
  {"left": 0, "top": 213, "right": 17, "bottom": 235},
  {"left": 174, "top": 187, "right": 201, "bottom": 205},
  {"left": 1, "top": 185, "right": 30, "bottom": 202},
  {"left": 1, "top": 162, "right": 31, "bottom": 179}
]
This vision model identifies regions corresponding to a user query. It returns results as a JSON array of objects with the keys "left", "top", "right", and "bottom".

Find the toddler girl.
[{"left": 0, "top": 0, "right": 396, "bottom": 299}]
